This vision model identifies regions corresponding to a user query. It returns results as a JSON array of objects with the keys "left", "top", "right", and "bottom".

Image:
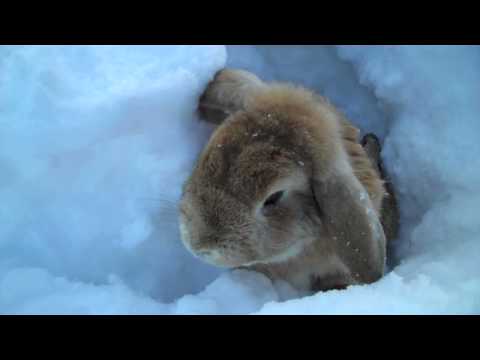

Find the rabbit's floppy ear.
[
  {"left": 312, "top": 155, "right": 387, "bottom": 284},
  {"left": 198, "top": 69, "right": 266, "bottom": 125}
]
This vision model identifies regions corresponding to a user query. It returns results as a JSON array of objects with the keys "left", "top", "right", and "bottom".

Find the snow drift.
[{"left": 0, "top": 45, "right": 479, "bottom": 314}]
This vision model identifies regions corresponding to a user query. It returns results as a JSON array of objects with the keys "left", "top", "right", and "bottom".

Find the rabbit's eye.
[{"left": 263, "top": 191, "right": 284, "bottom": 208}]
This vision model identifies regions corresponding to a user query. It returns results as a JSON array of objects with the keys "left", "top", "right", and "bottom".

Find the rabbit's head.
[{"left": 179, "top": 69, "right": 386, "bottom": 283}]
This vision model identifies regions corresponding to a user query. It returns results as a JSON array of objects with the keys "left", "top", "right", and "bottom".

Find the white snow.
[{"left": 1, "top": 45, "right": 479, "bottom": 314}]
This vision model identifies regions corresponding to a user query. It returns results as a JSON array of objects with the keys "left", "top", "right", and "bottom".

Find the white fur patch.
[
  {"left": 243, "top": 241, "right": 305, "bottom": 267},
  {"left": 179, "top": 216, "right": 195, "bottom": 254},
  {"left": 265, "top": 242, "right": 305, "bottom": 264}
]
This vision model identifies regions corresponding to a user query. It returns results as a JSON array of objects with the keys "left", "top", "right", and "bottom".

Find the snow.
[{"left": 1, "top": 45, "right": 479, "bottom": 314}]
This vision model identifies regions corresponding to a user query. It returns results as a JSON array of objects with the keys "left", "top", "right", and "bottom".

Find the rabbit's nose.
[
  {"left": 197, "top": 250, "right": 212, "bottom": 257},
  {"left": 196, "top": 249, "right": 224, "bottom": 264}
]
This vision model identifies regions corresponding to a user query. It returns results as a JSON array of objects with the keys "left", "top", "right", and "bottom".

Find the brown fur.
[{"left": 180, "top": 69, "right": 395, "bottom": 293}]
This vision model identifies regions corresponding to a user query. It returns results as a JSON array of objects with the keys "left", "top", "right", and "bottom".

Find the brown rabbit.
[{"left": 179, "top": 69, "right": 398, "bottom": 293}]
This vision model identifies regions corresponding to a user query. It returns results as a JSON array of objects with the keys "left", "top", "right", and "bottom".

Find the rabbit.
[{"left": 179, "top": 68, "right": 399, "bottom": 293}]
